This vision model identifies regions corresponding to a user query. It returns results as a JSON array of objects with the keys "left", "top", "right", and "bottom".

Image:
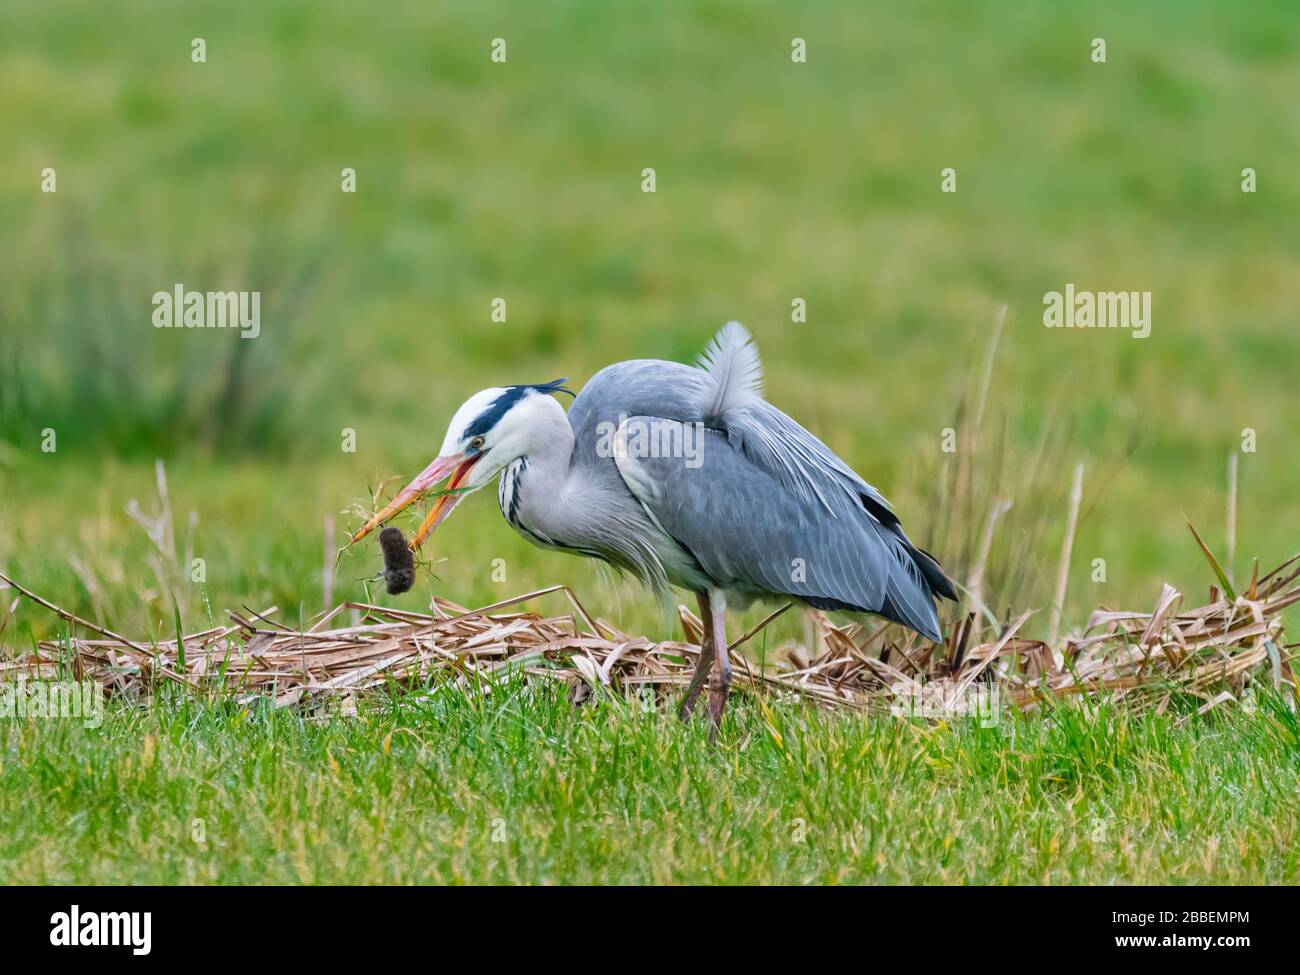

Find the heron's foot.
[
  {"left": 706, "top": 666, "right": 732, "bottom": 743},
  {"left": 678, "top": 651, "right": 712, "bottom": 721},
  {"left": 680, "top": 592, "right": 716, "bottom": 722}
]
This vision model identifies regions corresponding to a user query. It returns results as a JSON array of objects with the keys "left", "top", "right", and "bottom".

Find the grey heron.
[{"left": 349, "top": 322, "right": 955, "bottom": 732}]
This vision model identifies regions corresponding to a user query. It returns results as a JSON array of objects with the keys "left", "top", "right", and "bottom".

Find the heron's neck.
[
  {"left": 522, "top": 407, "right": 575, "bottom": 479},
  {"left": 501, "top": 409, "right": 574, "bottom": 533}
]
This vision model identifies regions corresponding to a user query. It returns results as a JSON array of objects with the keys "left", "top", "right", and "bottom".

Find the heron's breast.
[
  {"left": 499, "top": 458, "right": 564, "bottom": 551},
  {"left": 498, "top": 458, "right": 528, "bottom": 530}
]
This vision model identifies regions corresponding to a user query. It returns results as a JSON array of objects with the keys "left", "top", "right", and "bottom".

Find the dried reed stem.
[
  {"left": 1227, "top": 452, "right": 1238, "bottom": 588},
  {"left": 322, "top": 514, "right": 335, "bottom": 610},
  {"left": 968, "top": 496, "right": 1012, "bottom": 614},
  {"left": 1048, "top": 463, "right": 1084, "bottom": 648}
]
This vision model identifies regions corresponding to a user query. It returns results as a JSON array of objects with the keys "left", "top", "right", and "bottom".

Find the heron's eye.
[{"left": 469, "top": 436, "right": 486, "bottom": 450}]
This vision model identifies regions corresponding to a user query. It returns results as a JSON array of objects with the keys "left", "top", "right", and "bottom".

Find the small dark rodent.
[{"left": 378, "top": 526, "right": 416, "bottom": 595}]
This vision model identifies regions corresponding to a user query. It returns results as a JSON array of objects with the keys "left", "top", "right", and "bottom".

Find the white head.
[{"left": 349, "top": 380, "right": 573, "bottom": 551}]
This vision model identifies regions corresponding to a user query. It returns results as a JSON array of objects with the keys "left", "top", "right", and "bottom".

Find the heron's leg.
[
  {"left": 678, "top": 591, "right": 715, "bottom": 721},
  {"left": 706, "top": 596, "right": 732, "bottom": 741}
]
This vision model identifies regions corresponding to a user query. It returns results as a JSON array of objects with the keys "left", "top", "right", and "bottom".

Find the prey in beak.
[{"left": 348, "top": 451, "right": 480, "bottom": 552}]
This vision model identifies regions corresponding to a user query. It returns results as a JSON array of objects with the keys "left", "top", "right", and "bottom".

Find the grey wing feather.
[
  {"left": 696, "top": 320, "right": 764, "bottom": 419},
  {"left": 618, "top": 419, "right": 945, "bottom": 641}
]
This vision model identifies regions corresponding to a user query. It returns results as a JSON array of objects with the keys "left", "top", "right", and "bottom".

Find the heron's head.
[{"left": 348, "top": 380, "right": 573, "bottom": 551}]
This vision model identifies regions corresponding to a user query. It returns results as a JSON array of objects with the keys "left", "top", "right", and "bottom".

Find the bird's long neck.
[
  {"left": 526, "top": 402, "right": 576, "bottom": 478},
  {"left": 501, "top": 400, "right": 670, "bottom": 596},
  {"left": 500, "top": 403, "right": 575, "bottom": 532}
]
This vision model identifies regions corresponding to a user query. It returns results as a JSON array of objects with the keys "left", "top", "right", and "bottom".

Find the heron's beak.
[{"left": 348, "top": 451, "right": 480, "bottom": 551}]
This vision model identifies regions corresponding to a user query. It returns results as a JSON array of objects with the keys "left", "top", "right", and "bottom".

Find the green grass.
[
  {"left": 2, "top": 0, "right": 1299, "bottom": 884},
  {"left": 3, "top": 686, "right": 1298, "bottom": 884}
]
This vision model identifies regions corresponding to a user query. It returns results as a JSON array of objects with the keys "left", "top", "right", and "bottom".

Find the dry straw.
[{"left": 2, "top": 544, "right": 1296, "bottom": 720}]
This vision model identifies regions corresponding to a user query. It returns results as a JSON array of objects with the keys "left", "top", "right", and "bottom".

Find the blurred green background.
[{"left": 2, "top": 0, "right": 1298, "bottom": 645}]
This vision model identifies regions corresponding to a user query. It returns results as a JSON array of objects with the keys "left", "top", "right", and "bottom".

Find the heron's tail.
[
  {"left": 911, "top": 545, "right": 958, "bottom": 601},
  {"left": 877, "top": 538, "right": 955, "bottom": 643}
]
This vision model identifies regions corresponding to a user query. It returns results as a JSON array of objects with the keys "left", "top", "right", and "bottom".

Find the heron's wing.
[
  {"left": 693, "top": 322, "right": 897, "bottom": 517},
  {"left": 570, "top": 323, "right": 892, "bottom": 515},
  {"left": 613, "top": 416, "right": 945, "bottom": 640}
]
